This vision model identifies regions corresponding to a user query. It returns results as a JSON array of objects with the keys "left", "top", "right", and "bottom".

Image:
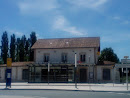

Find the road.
[{"left": 0, "top": 90, "right": 130, "bottom": 98}]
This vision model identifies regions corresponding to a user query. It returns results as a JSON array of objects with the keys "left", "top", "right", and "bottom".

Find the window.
[
  {"left": 80, "top": 53, "right": 86, "bottom": 62},
  {"left": 22, "top": 69, "right": 28, "bottom": 80},
  {"left": 44, "top": 53, "right": 50, "bottom": 62},
  {"left": 61, "top": 53, "right": 67, "bottom": 63},
  {"left": 103, "top": 69, "right": 110, "bottom": 80}
]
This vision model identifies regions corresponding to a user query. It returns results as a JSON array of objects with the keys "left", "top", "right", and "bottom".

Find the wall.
[
  {"left": 0, "top": 66, "right": 28, "bottom": 82},
  {"left": 35, "top": 48, "right": 99, "bottom": 64},
  {"left": 0, "top": 65, "right": 118, "bottom": 83},
  {"left": 96, "top": 66, "right": 114, "bottom": 83},
  {"left": 0, "top": 67, "right": 6, "bottom": 82}
]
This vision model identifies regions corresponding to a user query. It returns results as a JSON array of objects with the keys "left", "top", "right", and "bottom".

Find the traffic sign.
[
  {"left": 124, "top": 56, "right": 129, "bottom": 59},
  {"left": 7, "top": 58, "right": 12, "bottom": 67}
]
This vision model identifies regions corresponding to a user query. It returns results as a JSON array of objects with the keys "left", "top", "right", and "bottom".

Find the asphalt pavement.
[{"left": 0, "top": 90, "right": 130, "bottom": 98}]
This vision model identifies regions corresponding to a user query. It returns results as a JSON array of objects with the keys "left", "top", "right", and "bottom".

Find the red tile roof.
[{"left": 32, "top": 37, "right": 100, "bottom": 49}]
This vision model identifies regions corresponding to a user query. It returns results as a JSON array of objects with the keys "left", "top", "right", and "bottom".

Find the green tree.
[
  {"left": 0, "top": 56, "right": 4, "bottom": 64},
  {"left": 16, "top": 38, "right": 20, "bottom": 62},
  {"left": 25, "top": 38, "right": 30, "bottom": 61},
  {"left": 19, "top": 35, "right": 26, "bottom": 61},
  {"left": 10, "top": 34, "right": 16, "bottom": 62},
  {"left": 98, "top": 47, "right": 119, "bottom": 63},
  {"left": 29, "top": 32, "right": 37, "bottom": 61},
  {"left": 1, "top": 31, "right": 9, "bottom": 64}
]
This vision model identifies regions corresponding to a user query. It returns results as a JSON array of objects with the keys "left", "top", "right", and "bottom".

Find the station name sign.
[{"left": 121, "top": 59, "right": 130, "bottom": 64}]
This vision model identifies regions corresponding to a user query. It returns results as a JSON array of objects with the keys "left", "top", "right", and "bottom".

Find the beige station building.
[{"left": 0, "top": 37, "right": 120, "bottom": 83}]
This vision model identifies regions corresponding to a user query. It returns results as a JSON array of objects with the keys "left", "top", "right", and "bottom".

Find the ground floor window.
[
  {"left": 22, "top": 69, "right": 28, "bottom": 81},
  {"left": 103, "top": 69, "right": 110, "bottom": 80}
]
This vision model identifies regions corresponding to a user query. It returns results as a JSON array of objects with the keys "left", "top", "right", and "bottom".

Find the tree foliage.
[
  {"left": 10, "top": 34, "right": 16, "bottom": 62},
  {"left": 98, "top": 47, "right": 119, "bottom": 63},
  {"left": 1, "top": 31, "right": 9, "bottom": 64},
  {"left": 29, "top": 32, "right": 37, "bottom": 61},
  {"left": 16, "top": 38, "right": 20, "bottom": 62},
  {"left": 25, "top": 38, "right": 30, "bottom": 61},
  {"left": 0, "top": 31, "right": 37, "bottom": 63},
  {"left": 19, "top": 35, "right": 26, "bottom": 61}
]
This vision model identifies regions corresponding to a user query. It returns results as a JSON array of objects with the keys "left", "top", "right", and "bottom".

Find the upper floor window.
[
  {"left": 44, "top": 53, "right": 50, "bottom": 62},
  {"left": 61, "top": 53, "right": 67, "bottom": 63},
  {"left": 80, "top": 53, "right": 86, "bottom": 62}
]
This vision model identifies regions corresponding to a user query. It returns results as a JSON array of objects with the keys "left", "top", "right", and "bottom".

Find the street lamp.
[
  {"left": 75, "top": 53, "right": 77, "bottom": 88},
  {"left": 124, "top": 56, "right": 129, "bottom": 90},
  {"left": 48, "top": 62, "right": 50, "bottom": 85}
]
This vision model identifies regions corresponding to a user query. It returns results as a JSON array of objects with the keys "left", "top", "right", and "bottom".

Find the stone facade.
[{"left": 96, "top": 65, "right": 114, "bottom": 83}]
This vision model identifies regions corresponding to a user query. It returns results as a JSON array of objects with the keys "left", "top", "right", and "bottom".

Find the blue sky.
[{"left": 0, "top": 0, "right": 130, "bottom": 60}]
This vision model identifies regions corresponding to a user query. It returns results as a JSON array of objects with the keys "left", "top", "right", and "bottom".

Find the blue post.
[{"left": 6, "top": 68, "right": 12, "bottom": 88}]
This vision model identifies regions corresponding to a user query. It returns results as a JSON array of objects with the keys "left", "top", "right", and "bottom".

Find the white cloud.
[
  {"left": 66, "top": 0, "right": 108, "bottom": 9},
  {"left": 53, "top": 15, "right": 87, "bottom": 36},
  {"left": 8, "top": 30, "right": 24, "bottom": 37},
  {"left": 122, "top": 20, "right": 129, "bottom": 25},
  {"left": 102, "top": 36, "right": 119, "bottom": 43},
  {"left": 14, "top": 31, "right": 24, "bottom": 37},
  {"left": 102, "top": 33, "right": 130, "bottom": 43},
  {"left": 113, "top": 17, "right": 129, "bottom": 25},
  {"left": 113, "top": 16, "right": 120, "bottom": 20},
  {"left": 36, "top": 33, "right": 42, "bottom": 39},
  {"left": 18, "top": 0, "right": 59, "bottom": 15},
  {"left": 18, "top": 0, "right": 88, "bottom": 36}
]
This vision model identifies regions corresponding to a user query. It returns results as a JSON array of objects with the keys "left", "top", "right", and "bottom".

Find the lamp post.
[
  {"left": 126, "top": 67, "right": 128, "bottom": 90},
  {"left": 113, "top": 67, "right": 115, "bottom": 87},
  {"left": 124, "top": 56, "right": 129, "bottom": 90},
  {"left": 48, "top": 62, "right": 50, "bottom": 85},
  {"left": 75, "top": 53, "right": 77, "bottom": 88}
]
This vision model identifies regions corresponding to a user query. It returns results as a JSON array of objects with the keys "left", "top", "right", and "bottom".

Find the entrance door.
[
  {"left": 41, "top": 69, "right": 48, "bottom": 82},
  {"left": 80, "top": 69, "right": 87, "bottom": 82}
]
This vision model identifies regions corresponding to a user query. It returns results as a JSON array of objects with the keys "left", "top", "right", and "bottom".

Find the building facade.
[
  {"left": 0, "top": 62, "right": 32, "bottom": 82},
  {"left": 0, "top": 37, "right": 117, "bottom": 83},
  {"left": 29, "top": 37, "right": 100, "bottom": 83}
]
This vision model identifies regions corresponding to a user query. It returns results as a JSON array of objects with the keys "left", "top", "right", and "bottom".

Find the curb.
[{"left": 1, "top": 88, "right": 130, "bottom": 93}]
